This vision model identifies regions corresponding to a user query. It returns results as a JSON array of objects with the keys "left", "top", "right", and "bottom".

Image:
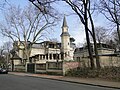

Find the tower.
[{"left": 61, "top": 16, "right": 70, "bottom": 60}]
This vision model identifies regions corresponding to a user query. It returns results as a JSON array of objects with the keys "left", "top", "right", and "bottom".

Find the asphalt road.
[{"left": 0, "top": 74, "right": 119, "bottom": 90}]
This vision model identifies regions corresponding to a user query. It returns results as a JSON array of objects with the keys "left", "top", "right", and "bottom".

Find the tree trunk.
[
  {"left": 92, "top": 29, "right": 101, "bottom": 69},
  {"left": 84, "top": 1, "right": 95, "bottom": 69},
  {"left": 85, "top": 29, "right": 95, "bottom": 69},
  {"left": 117, "top": 24, "right": 120, "bottom": 50},
  {"left": 88, "top": 9, "right": 101, "bottom": 69}
]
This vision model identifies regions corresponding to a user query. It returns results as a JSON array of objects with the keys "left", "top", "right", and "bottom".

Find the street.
[{"left": 0, "top": 74, "right": 119, "bottom": 90}]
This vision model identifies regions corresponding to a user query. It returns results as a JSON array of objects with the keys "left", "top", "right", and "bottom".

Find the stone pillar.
[
  {"left": 41, "top": 55, "right": 43, "bottom": 60},
  {"left": 62, "top": 61, "right": 66, "bottom": 76},
  {"left": 32, "top": 58, "right": 34, "bottom": 62},
  {"left": 39, "top": 55, "right": 40, "bottom": 61},
  {"left": 59, "top": 54, "right": 61, "bottom": 60}
]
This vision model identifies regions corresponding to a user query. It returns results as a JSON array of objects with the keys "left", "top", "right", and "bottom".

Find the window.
[
  {"left": 49, "top": 54, "right": 52, "bottom": 59},
  {"left": 61, "top": 53, "right": 64, "bottom": 60},
  {"left": 53, "top": 54, "right": 56, "bottom": 59},
  {"left": 43, "top": 55, "right": 45, "bottom": 60},
  {"left": 46, "top": 54, "right": 48, "bottom": 60}
]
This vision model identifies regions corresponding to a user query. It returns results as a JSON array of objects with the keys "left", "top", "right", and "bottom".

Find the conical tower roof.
[{"left": 62, "top": 15, "right": 68, "bottom": 27}]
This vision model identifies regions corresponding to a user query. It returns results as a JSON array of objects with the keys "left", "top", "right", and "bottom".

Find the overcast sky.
[{"left": 0, "top": 0, "right": 110, "bottom": 47}]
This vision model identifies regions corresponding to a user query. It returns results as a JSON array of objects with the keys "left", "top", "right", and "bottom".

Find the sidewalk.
[{"left": 9, "top": 72, "right": 120, "bottom": 89}]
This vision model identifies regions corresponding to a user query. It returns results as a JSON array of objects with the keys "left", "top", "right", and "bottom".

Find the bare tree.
[
  {"left": 0, "top": 4, "right": 58, "bottom": 63},
  {"left": 98, "top": 0, "right": 120, "bottom": 48},
  {"left": 110, "top": 31, "right": 119, "bottom": 50},
  {"left": 29, "top": 0, "right": 59, "bottom": 19},
  {"left": 49, "top": 38, "right": 59, "bottom": 42},
  {"left": 0, "top": 46, "right": 5, "bottom": 67},
  {"left": 0, "top": 0, "right": 7, "bottom": 9},
  {"left": 94, "top": 26, "right": 108, "bottom": 44},
  {"left": 0, "top": 41, "right": 12, "bottom": 68}
]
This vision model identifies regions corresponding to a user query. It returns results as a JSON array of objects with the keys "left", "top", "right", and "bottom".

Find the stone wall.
[
  {"left": 14, "top": 65, "right": 25, "bottom": 72},
  {"left": 100, "top": 56, "right": 120, "bottom": 67},
  {"left": 78, "top": 56, "right": 120, "bottom": 68},
  {"left": 63, "top": 61, "right": 79, "bottom": 75}
]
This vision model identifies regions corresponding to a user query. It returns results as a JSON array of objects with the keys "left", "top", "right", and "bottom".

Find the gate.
[{"left": 27, "top": 63, "right": 35, "bottom": 73}]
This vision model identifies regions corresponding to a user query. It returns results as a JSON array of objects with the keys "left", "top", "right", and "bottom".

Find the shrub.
[
  {"left": 98, "top": 67, "right": 120, "bottom": 81},
  {"left": 66, "top": 67, "right": 120, "bottom": 81}
]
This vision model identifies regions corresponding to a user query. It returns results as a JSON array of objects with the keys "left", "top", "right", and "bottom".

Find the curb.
[{"left": 9, "top": 73, "right": 120, "bottom": 89}]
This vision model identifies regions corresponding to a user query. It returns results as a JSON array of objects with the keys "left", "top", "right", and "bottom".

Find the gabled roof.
[{"left": 11, "top": 54, "right": 22, "bottom": 60}]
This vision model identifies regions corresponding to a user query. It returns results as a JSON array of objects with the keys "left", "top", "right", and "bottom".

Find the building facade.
[{"left": 74, "top": 43, "right": 120, "bottom": 67}]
